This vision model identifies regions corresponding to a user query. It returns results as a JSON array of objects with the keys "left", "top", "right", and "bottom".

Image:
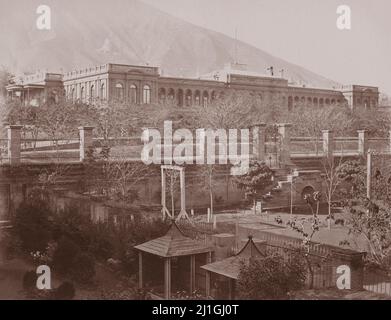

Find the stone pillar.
[
  {"left": 250, "top": 123, "right": 266, "bottom": 161},
  {"left": 322, "top": 130, "right": 335, "bottom": 158},
  {"left": 277, "top": 123, "right": 292, "bottom": 165},
  {"left": 78, "top": 126, "right": 94, "bottom": 161},
  {"left": 357, "top": 130, "right": 368, "bottom": 156},
  {"left": 7, "top": 125, "right": 23, "bottom": 165}
]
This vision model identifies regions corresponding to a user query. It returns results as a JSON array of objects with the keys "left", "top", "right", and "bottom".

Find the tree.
[
  {"left": 322, "top": 154, "right": 345, "bottom": 229},
  {"left": 237, "top": 252, "right": 307, "bottom": 299},
  {"left": 338, "top": 157, "right": 391, "bottom": 268},
  {"left": 287, "top": 105, "right": 352, "bottom": 154},
  {"left": 84, "top": 149, "right": 151, "bottom": 204},
  {"left": 234, "top": 160, "right": 274, "bottom": 214},
  {"left": 286, "top": 191, "right": 323, "bottom": 288}
]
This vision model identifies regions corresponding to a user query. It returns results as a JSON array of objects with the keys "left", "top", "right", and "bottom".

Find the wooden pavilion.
[
  {"left": 134, "top": 221, "right": 213, "bottom": 299},
  {"left": 201, "top": 236, "right": 266, "bottom": 300}
]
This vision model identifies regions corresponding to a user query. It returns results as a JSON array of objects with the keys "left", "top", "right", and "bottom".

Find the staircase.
[{"left": 259, "top": 168, "right": 297, "bottom": 210}]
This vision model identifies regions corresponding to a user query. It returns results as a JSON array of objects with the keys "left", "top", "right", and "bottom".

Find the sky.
[{"left": 143, "top": 0, "right": 391, "bottom": 96}]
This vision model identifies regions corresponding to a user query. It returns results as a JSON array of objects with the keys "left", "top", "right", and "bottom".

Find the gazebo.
[
  {"left": 134, "top": 221, "right": 213, "bottom": 299},
  {"left": 201, "top": 236, "right": 266, "bottom": 300}
]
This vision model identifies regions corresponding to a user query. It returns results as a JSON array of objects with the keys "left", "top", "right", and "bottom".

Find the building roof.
[
  {"left": 201, "top": 236, "right": 266, "bottom": 280},
  {"left": 134, "top": 221, "right": 213, "bottom": 258}
]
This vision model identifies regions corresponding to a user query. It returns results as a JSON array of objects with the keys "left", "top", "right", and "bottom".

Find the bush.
[
  {"left": 70, "top": 252, "right": 96, "bottom": 283},
  {"left": 54, "top": 281, "right": 75, "bottom": 300},
  {"left": 52, "top": 237, "right": 81, "bottom": 275},
  {"left": 22, "top": 270, "right": 37, "bottom": 291},
  {"left": 13, "top": 199, "right": 53, "bottom": 253},
  {"left": 237, "top": 252, "right": 307, "bottom": 300}
]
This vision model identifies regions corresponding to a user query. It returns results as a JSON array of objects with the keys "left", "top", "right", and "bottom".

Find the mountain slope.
[{"left": 0, "top": 0, "right": 340, "bottom": 89}]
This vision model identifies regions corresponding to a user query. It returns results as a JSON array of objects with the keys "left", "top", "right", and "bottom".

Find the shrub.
[
  {"left": 54, "top": 281, "right": 76, "bottom": 300},
  {"left": 22, "top": 270, "right": 37, "bottom": 291},
  {"left": 70, "top": 252, "right": 96, "bottom": 283},
  {"left": 52, "top": 237, "right": 81, "bottom": 275},
  {"left": 237, "top": 252, "right": 307, "bottom": 300},
  {"left": 13, "top": 199, "right": 53, "bottom": 253}
]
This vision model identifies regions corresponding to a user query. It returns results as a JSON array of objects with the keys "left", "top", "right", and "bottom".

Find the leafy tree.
[
  {"left": 237, "top": 252, "right": 307, "bottom": 299},
  {"left": 234, "top": 160, "right": 273, "bottom": 214}
]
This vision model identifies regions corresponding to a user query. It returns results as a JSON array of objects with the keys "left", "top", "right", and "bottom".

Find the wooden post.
[
  {"left": 138, "top": 252, "right": 143, "bottom": 289},
  {"left": 190, "top": 255, "right": 196, "bottom": 294},
  {"left": 164, "top": 258, "right": 171, "bottom": 299},
  {"left": 205, "top": 252, "right": 212, "bottom": 298},
  {"left": 205, "top": 271, "right": 211, "bottom": 298}
]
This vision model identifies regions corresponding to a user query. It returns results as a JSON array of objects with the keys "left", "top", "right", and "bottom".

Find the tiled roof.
[
  {"left": 134, "top": 221, "right": 213, "bottom": 258},
  {"left": 201, "top": 236, "right": 266, "bottom": 280}
]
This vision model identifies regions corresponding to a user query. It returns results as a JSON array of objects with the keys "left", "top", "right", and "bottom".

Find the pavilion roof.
[
  {"left": 200, "top": 236, "right": 266, "bottom": 280},
  {"left": 134, "top": 221, "right": 213, "bottom": 258}
]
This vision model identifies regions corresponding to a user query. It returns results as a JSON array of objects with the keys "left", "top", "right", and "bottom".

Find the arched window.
[
  {"left": 203, "top": 91, "right": 209, "bottom": 107},
  {"left": 100, "top": 83, "right": 106, "bottom": 100},
  {"left": 115, "top": 83, "right": 124, "bottom": 101},
  {"left": 185, "top": 90, "right": 192, "bottom": 106},
  {"left": 129, "top": 84, "right": 137, "bottom": 104},
  {"left": 159, "top": 88, "right": 166, "bottom": 103},
  {"left": 177, "top": 89, "right": 184, "bottom": 106},
  {"left": 80, "top": 86, "right": 85, "bottom": 103},
  {"left": 168, "top": 89, "right": 175, "bottom": 101},
  {"left": 90, "top": 85, "right": 95, "bottom": 102},
  {"left": 71, "top": 88, "right": 75, "bottom": 102},
  {"left": 195, "top": 90, "right": 201, "bottom": 106},
  {"left": 143, "top": 85, "right": 151, "bottom": 104},
  {"left": 313, "top": 98, "right": 318, "bottom": 106},
  {"left": 288, "top": 96, "right": 293, "bottom": 110}
]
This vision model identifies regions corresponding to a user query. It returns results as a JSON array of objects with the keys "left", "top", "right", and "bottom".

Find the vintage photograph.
[{"left": 0, "top": 0, "right": 391, "bottom": 302}]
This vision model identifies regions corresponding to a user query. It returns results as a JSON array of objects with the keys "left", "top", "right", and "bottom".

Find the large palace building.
[{"left": 6, "top": 62, "right": 379, "bottom": 111}]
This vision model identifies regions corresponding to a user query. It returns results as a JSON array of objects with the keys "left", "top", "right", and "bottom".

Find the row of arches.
[
  {"left": 66, "top": 82, "right": 152, "bottom": 104},
  {"left": 158, "top": 88, "right": 219, "bottom": 107},
  {"left": 287, "top": 95, "right": 344, "bottom": 110},
  {"left": 114, "top": 83, "right": 151, "bottom": 104}
]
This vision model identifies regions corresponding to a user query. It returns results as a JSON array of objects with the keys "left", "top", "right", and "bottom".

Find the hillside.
[{"left": 0, "top": 0, "right": 340, "bottom": 89}]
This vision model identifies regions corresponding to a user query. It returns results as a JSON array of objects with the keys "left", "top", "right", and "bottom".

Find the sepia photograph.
[{"left": 0, "top": 0, "right": 391, "bottom": 306}]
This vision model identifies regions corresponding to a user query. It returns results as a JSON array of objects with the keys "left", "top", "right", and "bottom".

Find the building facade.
[{"left": 7, "top": 62, "right": 379, "bottom": 111}]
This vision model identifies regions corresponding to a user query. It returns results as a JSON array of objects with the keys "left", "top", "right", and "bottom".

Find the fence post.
[
  {"left": 79, "top": 126, "right": 94, "bottom": 162},
  {"left": 250, "top": 123, "right": 266, "bottom": 161},
  {"left": 277, "top": 123, "right": 292, "bottom": 165},
  {"left": 7, "top": 125, "right": 23, "bottom": 165},
  {"left": 357, "top": 130, "right": 368, "bottom": 156},
  {"left": 322, "top": 130, "right": 335, "bottom": 158}
]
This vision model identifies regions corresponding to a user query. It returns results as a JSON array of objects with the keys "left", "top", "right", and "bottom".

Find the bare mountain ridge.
[{"left": 0, "top": 0, "right": 340, "bottom": 89}]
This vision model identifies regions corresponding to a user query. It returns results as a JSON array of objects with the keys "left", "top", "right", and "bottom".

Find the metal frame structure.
[{"left": 161, "top": 165, "right": 189, "bottom": 221}]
